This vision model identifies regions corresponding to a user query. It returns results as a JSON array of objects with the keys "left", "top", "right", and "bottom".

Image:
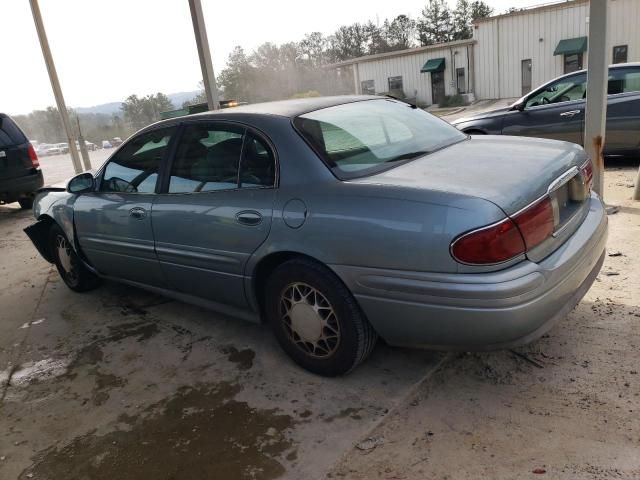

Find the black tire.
[
  {"left": 264, "top": 258, "right": 377, "bottom": 376},
  {"left": 18, "top": 197, "right": 34, "bottom": 210},
  {"left": 49, "top": 224, "right": 100, "bottom": 292}
]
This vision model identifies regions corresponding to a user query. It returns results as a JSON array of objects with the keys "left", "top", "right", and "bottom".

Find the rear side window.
[
  {"left": 608, "top": 68, "right": 640, "bottom": 95},
  {"left": 0, "top": 116, "right": 27, "bottom": 148},
  {"left": 168, "top": 123, "right": 244, "bottom": 193},
  {"left": 100, "top": 127, "right": 175, "bottom": 193}
]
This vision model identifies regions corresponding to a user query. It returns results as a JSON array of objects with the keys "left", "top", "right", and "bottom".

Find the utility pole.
[
  {"left": 76, "top": 116, "right": 91, "bottom": 170},
  {"left": 188, "top": 0, "right": 220, "bottom": 110},
  {"left": 583, "top": 0, "right": 608, "bottom": 200},
  {"left": 29, "top": 0, "right": 83, "bottom": 174}
]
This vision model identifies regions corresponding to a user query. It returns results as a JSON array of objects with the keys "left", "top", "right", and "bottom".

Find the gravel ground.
[
  {"left": 0, "top": 147, "right": 638, "bottom": 479},
  {"left": 329, "top": 165, "right": 640, "bottom": 480}
]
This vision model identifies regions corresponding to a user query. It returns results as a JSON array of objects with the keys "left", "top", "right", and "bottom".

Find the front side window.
[
  {"left": 168, "top": 123, "right": 244, "bottom": 193},
  {"left": 100, "top": 128, "right": 174, "bottom": 193},
  {"left": 361, "top": 80, "right": 375, "bottom": 95},
  {"left": 564, "top": 53, "right": 583, "bottom": 74},
  {"left": 294, "top": 99, "right": 466, "bottom": 179},
  {"left": 613, "top": 45, "right": 628, "bottom": 64},
  {"left": 526, "top": 73, "right": 587, "bottom": 108}
]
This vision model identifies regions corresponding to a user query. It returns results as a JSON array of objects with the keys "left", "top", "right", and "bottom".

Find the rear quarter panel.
[{"left": 252, "top": 181, "right": 510, "bottom": 275}]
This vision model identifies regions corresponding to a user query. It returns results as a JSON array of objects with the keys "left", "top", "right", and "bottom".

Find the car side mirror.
[{"left": 67, "top": 172, "right": 95, "bottom": 194}]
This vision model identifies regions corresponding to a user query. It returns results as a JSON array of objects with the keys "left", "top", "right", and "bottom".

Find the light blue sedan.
[{"left": 25, "top": 96, "right": 607, "bottom": 375}]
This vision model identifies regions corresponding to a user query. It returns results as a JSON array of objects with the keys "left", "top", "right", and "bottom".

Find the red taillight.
[
  {"left": 580, "top": 159, "right": 593, "bottom": 193},
  {"left": 27, "top": 144, "right": 40, "bottom": 168},
  {"left": 451, "top": 218, "right": 526, "bottom": 265},
  {"left": 512, "top": 196, "right": 554, "bottom": 250},
  {"left": 451, "top": 196, "right": 555, "bottom": 265}
]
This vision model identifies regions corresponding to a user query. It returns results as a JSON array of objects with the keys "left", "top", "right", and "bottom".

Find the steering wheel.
[{"left": 541, "top": 97, "right": 550, "bottom": 105}]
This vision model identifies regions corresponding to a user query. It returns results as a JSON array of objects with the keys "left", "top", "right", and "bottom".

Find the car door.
[
  {"left": 74, "top": 126, "right": 176, "bottom": 287},
  {"left": 151, "top": 121, "right": 277, "bottom": 309},
  {"left": 502, "top": 72, "right": 587, "bottom": 145},
  {"left": 604, "top": 66, "right": 640, "bottom": 156}
]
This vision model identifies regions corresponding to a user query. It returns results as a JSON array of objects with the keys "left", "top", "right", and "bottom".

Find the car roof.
[{"left": 189, "top": 95, "right": 380, "bottom": 119}]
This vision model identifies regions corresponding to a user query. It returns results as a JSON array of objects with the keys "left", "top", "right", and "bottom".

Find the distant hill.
[{"left": 73, "top": 90, "right": 200, "bottom": 116}]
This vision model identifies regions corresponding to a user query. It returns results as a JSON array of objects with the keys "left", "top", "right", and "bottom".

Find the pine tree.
[
  {"left": 417, "top": 0, "right": 453, "bottom": 46},
  {"left": 452, "top": 0, "right": 473, "bottom": 40}
]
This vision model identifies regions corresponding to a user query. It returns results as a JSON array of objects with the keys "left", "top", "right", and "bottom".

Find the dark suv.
[{"left": 0, "top": 114, "right": 43, "bottom": 209}]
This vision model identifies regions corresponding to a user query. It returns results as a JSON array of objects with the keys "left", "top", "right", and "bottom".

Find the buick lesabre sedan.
[
  {"left": 453, "top": 63, "right": 640, "bottom": 157},
  {"left": 25, "top": 96, "right": 607, "bottom": 376}
]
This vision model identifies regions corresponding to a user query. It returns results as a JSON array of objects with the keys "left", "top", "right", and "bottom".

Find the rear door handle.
[
  {"left": 560, "top": 110, "right": 581, "bottom": 117},
  {"left": 236, "top": 210, "right": 262, "bottom": 226},
  {"left": 129, "top": 207, "right": 147, "bottom": 220}
]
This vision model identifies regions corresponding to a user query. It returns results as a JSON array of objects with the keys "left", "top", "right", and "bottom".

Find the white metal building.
[{"left": 330, "top": 0, "right": 640, "bottom": 105}]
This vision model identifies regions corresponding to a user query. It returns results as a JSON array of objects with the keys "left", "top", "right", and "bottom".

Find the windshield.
[{"left": 294, "top": 99, "right": 466, "bottom": 179}]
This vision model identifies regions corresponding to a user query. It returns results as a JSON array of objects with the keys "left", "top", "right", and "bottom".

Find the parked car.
[
  {"left": 452, "top": 63, "right": 640, "bottom": 157},
  {"left": 101, "top": 140, "right": 113, "bottom": 149},
  {"left": 44, "top": 145, "right": 62, "bottom": 156},
  {"left": 35, "top": 143, "right": 54, "bottom": 156},
  {"left": 75, "top": 140, "right": 97, "bottom": 151},
  {"left": 111, "top": 137, "right": 123, "bottom": 147},
  {"left": 25, "top": 96, "right": 607, "bottom": 375},
  {"left": 0, "top": 113, "right": 43, "bottom": 209}
]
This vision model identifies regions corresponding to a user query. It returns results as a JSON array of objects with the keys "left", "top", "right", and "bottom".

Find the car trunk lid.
[{"left": 353, "top": 135, "right": 592, "bottom": 261}]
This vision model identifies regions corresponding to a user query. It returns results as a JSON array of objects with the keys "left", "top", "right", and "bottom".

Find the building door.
[
  {"left": 431, "top": 71, "right": 445, "bottom": 105},
  {"left": 456, "top": 68, "right": 466, "bottom": 94},
  {"left": 521, "top": 59, "right": 532, "bottom": 96},
  {"left": 564, "top": 53, "right": 583, "bottom": 74}
]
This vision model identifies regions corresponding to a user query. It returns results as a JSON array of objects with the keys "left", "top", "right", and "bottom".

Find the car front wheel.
[
  {"left": 265, "top": 258, "right": 377, "bottom": 376},
  {"left": 49, "top": 224, "right": 100, "bottom": 292}
]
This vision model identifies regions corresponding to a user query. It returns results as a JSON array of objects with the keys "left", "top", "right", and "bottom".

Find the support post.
[
  {"left": 188, "top": 0, "right": 220, "bottom": 110},
  {"left": 29, "top": 0, "right": 83, "bottom": 174},
  {"left": 76, "top": 117, "right": 91, "bottom": 170},
  {"left": 583, "top": 0, "right": 608, "bottom": 199}
]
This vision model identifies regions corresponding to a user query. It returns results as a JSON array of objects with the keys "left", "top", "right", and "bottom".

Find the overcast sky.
[{"left": 2, "top": 0, "right": 543, "bottom": 115}]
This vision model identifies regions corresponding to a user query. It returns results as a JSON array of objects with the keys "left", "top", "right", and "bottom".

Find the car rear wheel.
[
  {"left": 18, "top": 198, "right": 34, "bottom": 210},
  {"left": 265, "top": 258, "right": 377, "bottom": 376},
  {"left": 49, "top": 224, "right": 100, "bottom": 292}
]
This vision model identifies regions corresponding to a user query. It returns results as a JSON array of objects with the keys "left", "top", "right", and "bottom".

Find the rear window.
[
  {"left": 294, "top": 99, "right": 466, "bottom": 179},
  {"left": 0, "top": 116, "right": 27, "bottom": 148}
]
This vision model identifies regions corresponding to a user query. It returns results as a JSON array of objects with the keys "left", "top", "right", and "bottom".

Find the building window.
[
  {"left": 388, "top": 76, "right": 403, "bottom": 93},
  {"left": 613, "top": 45, "right": 628, "bottom": 64},
  {"left": 521, "top": 59, "right": 532, "bottom": 96},
  {"left": 564, "top": 53, "right": 583, "bottom": 74},
  {"left": 456, "top": 68, "right": 466, "bottom": 94},
  {"left": 361, "top": 80, "right": 375, "bottom": 95}
]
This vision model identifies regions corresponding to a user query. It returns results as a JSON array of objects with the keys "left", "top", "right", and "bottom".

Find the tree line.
[
  {"left": 214, "top": 0, "right": 493, "bottom": 103},
  {"left": 14, "top": 0, "right": 494, "bottom": 142}
]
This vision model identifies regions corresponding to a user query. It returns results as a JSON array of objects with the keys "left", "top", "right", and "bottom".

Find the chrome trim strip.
[{"left": 547, "top": 166, "right": 579, "bottom": 194}]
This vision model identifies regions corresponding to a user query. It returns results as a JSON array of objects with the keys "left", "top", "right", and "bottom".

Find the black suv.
[{"left": 0, "top": 114, "right": 43, "bottom": 209}]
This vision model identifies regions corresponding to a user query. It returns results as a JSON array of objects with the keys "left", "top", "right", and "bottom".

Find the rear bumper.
[
  {"left": 331, "top": 193, "right": 608, "bottom": 350},
  {"left": 0, "top": 170, "right": 44, "bottom": 202}
]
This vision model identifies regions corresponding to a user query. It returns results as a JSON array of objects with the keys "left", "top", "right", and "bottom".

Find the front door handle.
[
  {"left": 560, "top": 110, "right": 581, "bottom": 117},
  {"left": 129, "top": 207, "right": 147, "bottom": 220},
  {"left": 236, "top": 210, "right": 262, "bottom": 226}
]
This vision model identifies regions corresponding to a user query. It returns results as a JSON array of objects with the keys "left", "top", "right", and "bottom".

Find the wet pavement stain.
[
  {"left": 222, "top": 346, "right": 256, "bottom": 370},
  {"left": 20, "top": 382, "right": 295, "bottom": 480},
  {"left": 323, "top": 407, "right": 363, "bottom": 422}
]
